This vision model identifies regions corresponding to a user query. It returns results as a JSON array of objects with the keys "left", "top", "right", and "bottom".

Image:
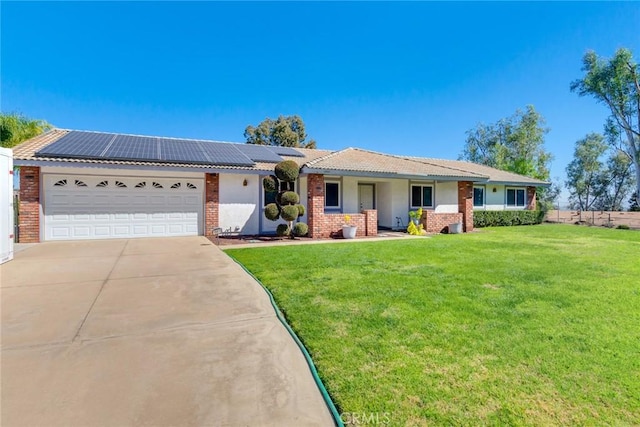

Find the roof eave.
[
  {"left": 487, "top": 180, "right": 552, "bottom": 187},
  {"left": 301, "top": 167, "right": 487, "bottom": 182}
]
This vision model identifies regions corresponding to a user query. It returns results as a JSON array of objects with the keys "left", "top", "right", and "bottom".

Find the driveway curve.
[{"left": 1, "top": 236, "right": 334, "bottom": 427}]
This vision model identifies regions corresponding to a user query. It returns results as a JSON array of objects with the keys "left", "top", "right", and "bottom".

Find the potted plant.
[
  {"left": 342, "top": 215, "right": 357, "bottom": 239},
  {"left": 408, "top": 207, "right": 423, "bottom": 226}
]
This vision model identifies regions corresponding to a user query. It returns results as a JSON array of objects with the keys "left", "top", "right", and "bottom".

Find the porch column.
[
  {"left": 527, "top": 186, "right": 537, "bottom": 210},
  {"left": 18, "top": 166, "right": 41, "bottom": 243},
  {"left": 204, "top": 173, "right": 219, "bottom": 236},
  {"left": 307, "top": 174, "right": 325, "bottom": 238},
  {"left": 457, "top": 181, "right": 474, "bottom": 232}
]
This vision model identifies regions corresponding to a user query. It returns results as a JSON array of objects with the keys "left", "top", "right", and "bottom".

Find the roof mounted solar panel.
[
  {"left": 200, "top": 142, "right": 255, "bottom": 166},
  {"left": 36, "top": 131, "right": 115, "bottom": 158},
  {"left": 267, "top": 146, "right": 305, "bottom": 157},
  {"left": 103, "top": 135, "right": 159, "bottom": 161},
  {"left": 235, "top": 144, "right": 283, "bottom": 163},
  {"left": 160, "top": 139, "right": 211, "bottom": 164}
]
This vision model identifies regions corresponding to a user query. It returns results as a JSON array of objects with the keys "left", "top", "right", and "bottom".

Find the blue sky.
[{"left": 2, "top": 2, "right": 639, "bottom": 198}]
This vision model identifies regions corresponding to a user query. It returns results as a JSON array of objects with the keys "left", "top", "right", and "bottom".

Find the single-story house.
[{"left": 12, "top": 129, "right": 549, "bottom": 242}]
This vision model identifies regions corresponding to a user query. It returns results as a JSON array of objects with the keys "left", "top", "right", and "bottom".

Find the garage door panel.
[{"left": 44, "top": 175, "right": 203, "bottom": 240}]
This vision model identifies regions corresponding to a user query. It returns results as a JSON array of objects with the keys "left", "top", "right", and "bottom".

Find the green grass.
[{"left": 226, "top": 225, "right": 640, "bottom": 426}]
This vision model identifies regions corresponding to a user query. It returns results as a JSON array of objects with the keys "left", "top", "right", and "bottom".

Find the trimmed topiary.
[
  {"left": 297, "top": 204, "right": 305, "bottom": 217},
  {"left": 281, "top": 205, "right": 300, "bottom": 222},
  {"left": 276, "top": 224, "right": 290, "bottom": 236},
  {"left": 274, "top": 160, "right": 300, "bottom": 182},
  {"left": 263, "top": 175, "right": 278, "bottom": 193},
  {"left": 281, "top": 191, "right": 299, "bottom": 205},
  {"left": 293, "top": 222, "right": 308, "bottom": 237},
  {"left": 264, "top": 203, "right": 280, "bottom": 221}
]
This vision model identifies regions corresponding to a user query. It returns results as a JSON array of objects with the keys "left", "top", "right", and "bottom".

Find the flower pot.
[{"left": 342, "top": 225, "right": 357, "bottom": 239}]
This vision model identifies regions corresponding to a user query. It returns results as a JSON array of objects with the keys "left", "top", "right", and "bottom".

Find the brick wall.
[
  {"left": 18, "top": 166, "right": 40, "bottom": 243},
  {"left": 421, "top": 211, "right": 463, "bottom": 233},
  {"left": 204, "top": 173, "right": 219, "bottom": 237},
  {"left": 527, "top": 186, "right": 537, "bottom": 210},
  {"left": 458, "top": 181, "right": 474, "bottom": 232},
  {"left": 307, "top": 173, "right": 377, "bottom": 238}
]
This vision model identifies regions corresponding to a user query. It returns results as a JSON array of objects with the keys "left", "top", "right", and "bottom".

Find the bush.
[
  {"left": 280, "top": 191, "right": 299, "bottom": 205},
  {"left": 263, "top": 175, "right": 278, "bottom": 193},
  {"left": 264, "top": 203, "right": 280, "bottom": 221},
  {"left": 474, "top": 210, "right": 545, "bottom": 228},
  {"left": 276, "top": 224, "right": 290, "bottom": 236},
  {"left": 297, "top": 204, "right": 305, "bottom": 217},
  {"left": 293, "top": 222, "right": 308, "bottom": 237},
  {"left": 274, "top": 160, "right": 300, "bottom": 182},
  {"left": 281, "top": 205, "right": 300, "bottom": 221},
  {"left": 616, "top": 224, "right": 630, "bottom": 230}
]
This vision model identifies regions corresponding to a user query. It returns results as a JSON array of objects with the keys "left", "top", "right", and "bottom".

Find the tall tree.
[
  {"left": 0, "top": 112, "right": 53, "bottom": 148},
  {"left": 565, "top": 133, "right": 634, "bottom": 211},
  {"left": 571, "top": 48, "right": 640, "bottom": 203},
  {"left": 244, "top": 115, "right": 316, "bottom": 149},
  {"left": 460, "top": 105, "right": 554, "bottom": 209},
  {"left": 460, "top": 105, "right": 552, "bottom": 181}
]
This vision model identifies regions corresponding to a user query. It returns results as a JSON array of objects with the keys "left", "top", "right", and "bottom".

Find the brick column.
[
  {"left": 527, "top": 186, "right": 537, "bottom": 210},
  {"left": 458, "top": 181, "right": 474, "bottom": 232},
  {"left": 307, "top": 174, "right": 325, "bottom": 238},
  {"left": 204, "top": 173, "right": 219, "bottom": 236},
  {"left": 19, "top": 166, "right": 41, "bottom": 243},
  {"left": 363, "top": 209, "right": 377, "bottom": 236}
]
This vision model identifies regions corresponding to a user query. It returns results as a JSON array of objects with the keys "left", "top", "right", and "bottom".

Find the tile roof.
[
  {"left": 304, "top": 148, "right": 487, "bottom": 180},
  {"left": 12, "top": 129, "right": 549, "bottom": 186}
]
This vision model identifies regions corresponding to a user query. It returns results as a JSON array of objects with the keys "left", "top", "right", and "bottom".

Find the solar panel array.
[{"left": 35, "top": 131, "right": 306, "bottom": 166}]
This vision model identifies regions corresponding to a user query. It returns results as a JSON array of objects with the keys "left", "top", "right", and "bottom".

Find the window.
[
  {"left": 264, "top": 180, "right": 295, "bottom": 206},
  {"left": 411, "top": 184, "right": 433, "bottom": 208},
  {"left": 506, "top": 188, "right": 526, "bottom": 207},
  {"left": 325, "top": 182, "right": 340, "bottom": 208},
  {"left": 473, "top": 186, "right": 485, "bottom": 207},
  {"left": 53, "top": 179, "right": 67, "bottom": 187}
]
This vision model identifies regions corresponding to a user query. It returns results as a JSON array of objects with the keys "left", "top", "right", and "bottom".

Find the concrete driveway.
[{"left": 1, "top": 237, "right": 334, "bottom": 427}]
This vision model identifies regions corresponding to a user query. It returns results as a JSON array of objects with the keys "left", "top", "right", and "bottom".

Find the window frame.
[
  {"left": 473, "top": 185, "right": 485, "bottom": 208},
  {"left": 505, "top": 187, "right": 526, "bottom": 208},
  {"left": 410, "top": 183, "right": 434, "bottom": 209},
  {"left": 324, "top": 180, "right": 341, "bottom": 210}
]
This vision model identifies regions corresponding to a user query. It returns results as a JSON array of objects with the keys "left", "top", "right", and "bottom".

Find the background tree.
[
  {"left": 244, "top": 115, "right": 316, "bottom": 148},
  {"left": 571, "top": 48, "right": 640, "bottom": 205},
  {"left": 565, "top": 133, "right": 634, "bottom": 211},
  {"left": 0, "top": 112, "right": 53, "bottom": 148},
  {"left": 459, "top": 105, "right": 555, "bottom": 208},
  {"left": 629, "top": 192, "right": 640, "bottom": 211}
]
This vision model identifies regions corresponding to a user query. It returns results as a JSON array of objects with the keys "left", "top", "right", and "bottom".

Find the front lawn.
[{"left": 225, "top": 225, "right": 640, "bottom": 426}]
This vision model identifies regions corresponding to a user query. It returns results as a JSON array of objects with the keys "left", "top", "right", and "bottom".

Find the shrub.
[
  {"left": 264, "top": 203, "right": 280, "bottom": 221},
  {"left": 276, "top": 224, "right": 290, "bottom": 236},
  {"left": 297, "top": 204, "right": 305, "bottom": 217},
  {"left": 274, "top": 160, "right": 300, "bottom": 182},
  {"left": 263, "top": 175, "right": 278, "bottom": 193},
  {"left": 474, "top": 210, "right": 545, "bottom": 228},
  {"left": 281, "top": 191, "right": 299, "bottom": 205},
  {"left": 616, "top": 224, "right": 630, "bottom": 230},
  {"left": 293, "top": 222, "right": 308, "bottom": 237},
  {"left": 281, "top": 205, "right": 300, "bottom": 221}
]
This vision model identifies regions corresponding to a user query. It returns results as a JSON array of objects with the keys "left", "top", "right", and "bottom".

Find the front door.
[{"left": 358, "top": 184, "right": 375, "bottom": 211}]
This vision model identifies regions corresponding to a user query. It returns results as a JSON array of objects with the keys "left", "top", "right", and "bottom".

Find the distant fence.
[{"left": 545, "top": 210, "right": 640, "bottom": 229}]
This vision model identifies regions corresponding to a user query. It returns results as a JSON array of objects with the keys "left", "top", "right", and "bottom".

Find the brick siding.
[
  {"left": 204, "top": 173, "right": 219, "bottom": 236},
  {"left": 18, "top": 166, "right": 41, "bottom": 243},
  {"left": 421, "top": 211, "right": 463, "bottom": 233}
]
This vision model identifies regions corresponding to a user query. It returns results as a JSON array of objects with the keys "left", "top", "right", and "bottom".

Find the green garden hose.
[{"left": 231, "top": 259, "right": 344, "bottom": 427}]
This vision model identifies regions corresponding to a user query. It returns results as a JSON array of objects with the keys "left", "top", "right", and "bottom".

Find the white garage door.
[{"left": 44, "top": 174, "right": 203, "bottom": 241}]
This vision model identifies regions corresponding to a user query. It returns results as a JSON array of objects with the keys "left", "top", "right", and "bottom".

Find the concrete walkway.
[{"left": 1, "top": 237, "right": 335, "bottom": 427}]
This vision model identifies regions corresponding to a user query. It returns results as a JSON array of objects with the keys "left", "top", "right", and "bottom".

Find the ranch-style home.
[{"left": 12, "top": 129, "right": 549, "bottom": 242}]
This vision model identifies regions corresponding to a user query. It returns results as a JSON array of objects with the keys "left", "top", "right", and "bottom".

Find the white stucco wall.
[
  {"left": 219, "top": 173, "right": 259, "bottom": 235},
  {"left": 477, "top": 184, "right": 529, "bottom": 211},
  {"left": 434, "top": 181, "right": 459, "bottom": 213}
]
